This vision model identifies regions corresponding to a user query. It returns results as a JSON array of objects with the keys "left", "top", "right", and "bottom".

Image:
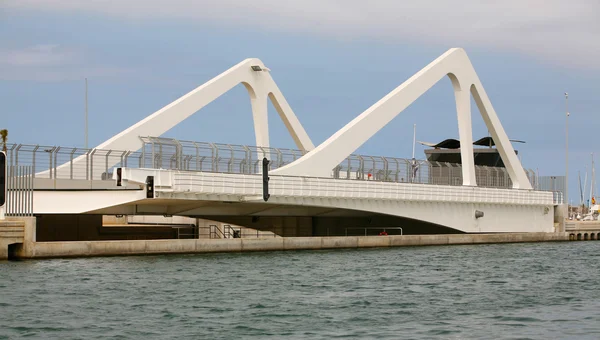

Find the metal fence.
[
  {"left": 5, "top": 137, "right": 543, "bottom": 190},
  {"left": 5, "top": 165, "right": 34, "bottom": 216},
  {"left": 537, "top": 175, "right": 566, "bottom": 197}
]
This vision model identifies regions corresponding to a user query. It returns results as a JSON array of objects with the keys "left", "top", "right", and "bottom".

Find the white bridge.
[{"left": 5, "top": 48, "right": 562, "bottom": 235}]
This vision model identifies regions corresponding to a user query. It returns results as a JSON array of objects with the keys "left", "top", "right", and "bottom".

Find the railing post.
[
  {"left": 347, "top": 158, "right": 351, "bottom": 180},
  {"left": 14, "top": 144, "right": 22, "bottom": 168},
  {"left": 85, "top": 149, "right": 90, "bottom": 180},
  {"left": 89, "top": 149, "right": 97, "bottom": 180},
  {"left": 105, "top": 150, "right": 113, "bottom": 179},
  {"left": 151, "top": 140, "right": 155, "bottom": 168},
  {"left": 243, "top": 145, "right": 250, "bottom": 174},
  {"left": 8, "top": 144, "right": 16, "bottom": 167},
  {"left": 31, "top": 145, "right": 39, "bottom": 178},
  {"left": 141, "top": 139, "right": 146, "bottom": 168},
  {"left": 213, "top": 144, "right": 219, "bottom": 172},
  {"left": 382, "top": 156, "right": 388, "bottom": 181},
  {"left": 275, "top": 148, "right": 283, "bottom": 168},
  {"left": 193, "top": 142, "right": 200, "bottom": 171},
  {"left": 227, "top": 144, "right": 234, "bottom": 173},
  {"left": 70, "top": 148, "right": 77, "bottom": 179},
  {"left": 357, "top": 155, "right": 364, "bottom": 180},
  {"left": 46, "top": 147, "right": 55, "bottom": 179},
  {"left": 121, "top": 151, "right": 129, "bottom": 168},
  {"left": 173, "top": 138, "right": 182, "bottom": 170},
  {"left": 53, "top": 146, "right": 61, "bottom": 179}
]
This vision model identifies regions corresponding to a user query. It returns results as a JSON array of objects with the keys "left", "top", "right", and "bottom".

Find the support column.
[
  {"left": 470, "top": 84, "right": 531, "bottom": 189},
  {"left": 250, "top": 94, "right": 270, "bottom": 160},
  {"left": 454, "top": 87, "right": 477, "bottom": 186},
  {"left": 0, "top": 242, "right": 7, "bottom": 260}
]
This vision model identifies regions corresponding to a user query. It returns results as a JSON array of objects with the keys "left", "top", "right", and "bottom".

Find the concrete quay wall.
[
  {"left": 13, "top": 232, "right": 569, "bottom": 259},
  {"left": 0, "top": 218, "right": 29, "bottom": 260}
]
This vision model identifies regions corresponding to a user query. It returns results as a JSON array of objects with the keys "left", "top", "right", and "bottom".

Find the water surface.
[{"left": 2, "top": 242, "right": 600, "bottom": 339}]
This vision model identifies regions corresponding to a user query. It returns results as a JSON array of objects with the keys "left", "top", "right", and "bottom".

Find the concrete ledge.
[
  {"left": 0, "top": 230, "right": 25, "bottom": 238},
  {"left": 196, "top": 239, "right": 241, "bottom": 253},
  {"left": 89, "top": 240, "right": 147, "bottom": 256},
  {"left": 358, "top": 236, "right": 391, "bottom": 248},
  {"left": 12, "top": 232, "right": 571, "bottom": 259},
  {"left": 0, "top": 221, "right": 26, "bottom": 227},
  {"left": 30, "top": 242, "right": 92, "bottom": 258},
  {"left": 242, "top": 238, "right": 284, "bottom": 252},
  {"left": 145, "top": 239, "right": 196, "bottom": 254},
  {"left": 283, "top": 237, "right": 322, "bottom": 250},
  {"left": 390, "top": 235, "right": 422, "bottom": 246},
  {"left": 322, "top": 236, "right": 359, "bottom": 249},
  {"left": 422, "top": 235, "right": 450, "bottom": 245}
]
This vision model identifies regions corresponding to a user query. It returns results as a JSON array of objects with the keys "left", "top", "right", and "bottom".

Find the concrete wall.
[
  {"left": 1, "top": 217, "right": 35, "bottom": 260},
  {"left": 13, "top": 232, "right": 570, "bottom": 259},
  {"left": 0, "top": 219, "right": 25, "bottom": 260},
  {"left": 36, "top": 215, "right": 183, "bottom": 241}
]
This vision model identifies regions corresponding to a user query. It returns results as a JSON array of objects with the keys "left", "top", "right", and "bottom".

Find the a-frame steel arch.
[{"left": 272, "top": 48, "right": 532, "bottom": 190}]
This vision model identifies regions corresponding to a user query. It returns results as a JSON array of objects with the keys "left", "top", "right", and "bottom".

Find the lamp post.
[
  {"left": 565, "top": 92, "right": 569, "bottom": 218},
  {"left": 85, "top": 78, "right": 88, "bottom": 150}
]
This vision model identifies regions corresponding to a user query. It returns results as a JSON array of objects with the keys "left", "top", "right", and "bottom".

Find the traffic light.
[
  {"left": 146, "top": 176, "right": 154, "bottom": 199},
  {"left": 0, "top": 151, "right": 5, "bottom": 207},
  {"left": 116, "top": 167, "right": 122, "bottom": 187},
  {"left": 262, "top": 157, "right": 270, "bottom": 202}
]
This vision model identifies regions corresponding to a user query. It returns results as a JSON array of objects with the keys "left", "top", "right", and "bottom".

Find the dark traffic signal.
[
  {"left": 262, "top": 157, "right": 270, "bottom": 202},
  {"left": 0, "top": 152, "right": 5, "bottom": 207}
]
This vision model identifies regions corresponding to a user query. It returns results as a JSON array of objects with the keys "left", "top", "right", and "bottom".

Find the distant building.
[{"left": 420, "top": 136, "right": 522, "bottom": 187}]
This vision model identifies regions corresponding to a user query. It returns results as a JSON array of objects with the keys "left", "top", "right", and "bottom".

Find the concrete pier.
[
  {"left": 1, "top": 217, "right": 579, "bottom": 260},
  {"left": 11, "top": 231, "right": 569, "bottom": 260},
  {"left": 0, "top": 219, "right": 26, "bottom": 260},
  {"left": 565, "top": 221, "right": 600, "bottom": 241}
]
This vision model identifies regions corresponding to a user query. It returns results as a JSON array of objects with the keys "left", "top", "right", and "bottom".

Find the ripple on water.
[{"left": 1, "top": 242, "right": 600, "bottom": 339}]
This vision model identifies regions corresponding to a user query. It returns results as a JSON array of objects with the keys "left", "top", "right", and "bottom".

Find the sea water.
[{"left": 1, "top": 242, "right": 600, "bottom": 339}]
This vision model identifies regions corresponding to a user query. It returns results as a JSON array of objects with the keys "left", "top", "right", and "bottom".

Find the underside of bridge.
[
  {"left": 200, "top": 214, "right": 462, "bottom": 237},
  {"left": 101, "top": 198, "right": 463, "bottom": 235},
  {"left": 34, "top": 199, "right": 462, "bottom": 242}
]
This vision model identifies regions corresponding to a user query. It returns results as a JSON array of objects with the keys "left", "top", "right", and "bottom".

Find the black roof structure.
[
  {"left": 419, "top": 137, "right": 525, "bottom": 149},
  {"left": 420, "top": 137, "right": 525, "bottom": 167}
]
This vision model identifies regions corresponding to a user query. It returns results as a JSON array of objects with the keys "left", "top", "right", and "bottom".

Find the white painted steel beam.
[
  {"left": 272, "top": 48, "right": 532, "bottom": 190},
  {"left": 44, "top": 59, "right": 315, "bottom": 179},
  {"left": 97, "top": 58, "right": 314, "bottom": 153},
  {"left": 110, "top": 168, "right": 553, "bottom": 233}
]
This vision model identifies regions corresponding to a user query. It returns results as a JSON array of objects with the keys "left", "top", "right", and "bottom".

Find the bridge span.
[
  {"left": 2, "top": 47, "right": 564, "bottom": 237},
  {"left": 10, "top": 138, "right": 560, "bottom": 235}
]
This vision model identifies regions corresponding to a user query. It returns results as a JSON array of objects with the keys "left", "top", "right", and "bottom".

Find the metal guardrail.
[
  {"left": 202, "top": 225, "right": 277, "bottom": 239},
  {"left": 171, "top": 171, "right": 558, "bottom": 205},
  {"left": 5, "top": 138, "right": 544, "bottom": 191},
  {"left": 6, "top": 165, "right": 34, "bottom": 216}
]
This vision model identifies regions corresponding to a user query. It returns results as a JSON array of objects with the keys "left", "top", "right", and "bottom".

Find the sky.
[{"left": 1, "top": 1, "right": 599, "bottom": 202}]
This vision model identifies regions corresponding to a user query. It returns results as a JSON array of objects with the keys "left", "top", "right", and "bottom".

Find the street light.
[
  {"left": 565, "top": 92, "right": 569, "bottom": 218},
  {"left": 85, "top": 78, "right": 88, "bottom": 150}
]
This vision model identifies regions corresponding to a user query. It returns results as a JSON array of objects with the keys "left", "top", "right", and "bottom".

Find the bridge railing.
[{"left": 6, "top": 139, "right": 542, "bottom": 191}]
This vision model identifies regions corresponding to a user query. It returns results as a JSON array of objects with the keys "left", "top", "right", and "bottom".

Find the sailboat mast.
[
  {"left": 593, "top": 154, "right": 596, "bottom": 203},
  {"left": 583, "top": 167, "right": 588, "bottom": 207},
  {"left": 590, "top": 153, "right": 595, "bottom": 206},
  {"left": 578, "top": 171, "right": 583, "bottom": 207}
]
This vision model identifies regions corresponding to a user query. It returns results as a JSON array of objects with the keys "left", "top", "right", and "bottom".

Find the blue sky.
[{"left": 1, "top": 1, "right": 599, "bottom": 201}]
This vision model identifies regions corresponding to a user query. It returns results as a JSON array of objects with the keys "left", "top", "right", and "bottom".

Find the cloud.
[
  {"left": 0, "top": 44, "right": 79, "bottom": 67},
  {"left": 0, "top": 45, "right": 135, "bottom": 81},
  {"left": 3, "top": 0, "right": 600, "bottom": 69}
]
